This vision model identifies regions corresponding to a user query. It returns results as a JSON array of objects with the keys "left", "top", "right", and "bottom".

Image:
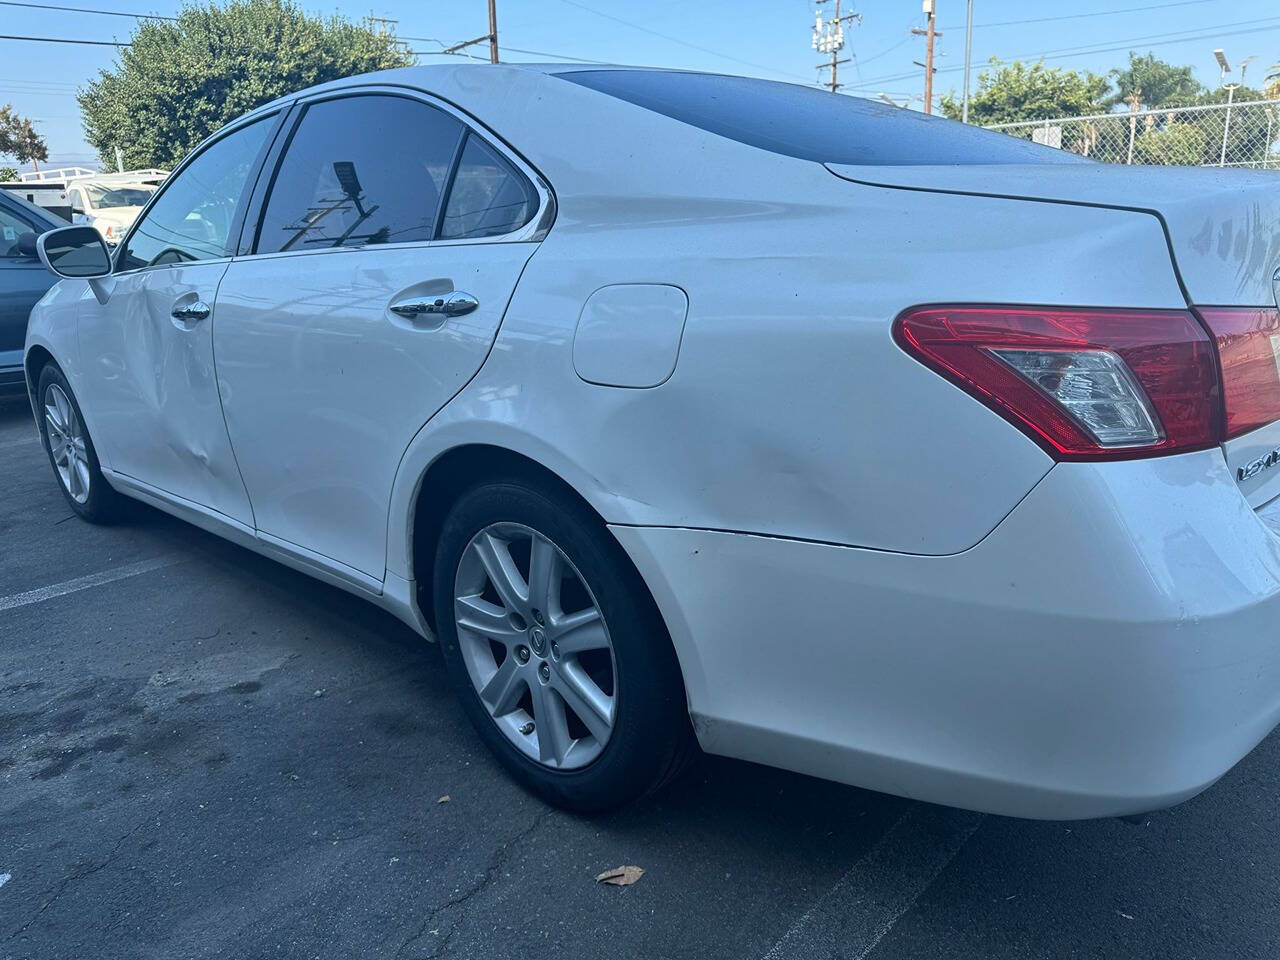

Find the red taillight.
[
  {"left": 893, "top": 305, "right": 1222, "bottom": 461},
  {"left": 1195, "top": 307, "right": 1280, "bottom": 440}
]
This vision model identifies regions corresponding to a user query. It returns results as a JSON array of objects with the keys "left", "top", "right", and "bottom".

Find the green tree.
[
  {"left": 0, "top": 166, "right": 18, "bottom": 182},
  {"left": 1133, "top": 123, "right": 1206, "bottom": 165},
  {"left": 1107, "top": 52, "right": 1202, "bottom": 108},
  {"left": 940, "top": 58, "right": 1108, "bottom": 125},
  {"left": 1265, "top": 62, "right": 1279, "bottom": 99},
  {"left": 78, "top": 0, "right": 413, "bottom": 170},
  {"left": 1175, "top": 84, "right": 1276, "bottom": 165},
  {"left": 0, "top": 104, "right": 49, "bottom": 171}
]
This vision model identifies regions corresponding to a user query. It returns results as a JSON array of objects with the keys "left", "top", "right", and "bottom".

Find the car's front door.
[
  {"left": 0, "top": 199, "right": 55, "bottom": 382},
  {"left": 213, "top": 91, "right": 544, "bottom": 581},
  {"left": 76, "top": 114, "right": 280, "bottom": 527}
]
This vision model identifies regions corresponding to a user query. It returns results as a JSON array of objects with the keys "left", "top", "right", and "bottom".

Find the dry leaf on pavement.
[{"left": 595, "top": 865, "right": 644, "bottom": 886}]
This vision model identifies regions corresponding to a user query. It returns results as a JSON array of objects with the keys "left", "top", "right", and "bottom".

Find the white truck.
[{"left": 0, "top": 167, "right": 168, "bottom": 242}]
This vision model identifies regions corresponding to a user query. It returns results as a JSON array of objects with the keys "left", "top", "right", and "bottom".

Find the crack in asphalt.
[
  {"left": 4, "top": 820, "right": 146, "bottom": 943},
  {"left": 394, "top": 806, "right": 557, "bottom": 960}
]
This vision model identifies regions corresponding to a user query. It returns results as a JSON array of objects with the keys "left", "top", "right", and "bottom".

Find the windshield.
[
  {"left": 83, "top": 185, "right": 155, "bottom": 208},
  {"left": 559, "top": 68, "right": 1091, "bottom": 166}
]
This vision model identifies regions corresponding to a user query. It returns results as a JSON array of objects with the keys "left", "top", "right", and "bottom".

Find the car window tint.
[
  {"left": 0, "top": 205, "right": 34, "bottom": 257},
  {"left": 439, "top": 134, "right": 537, "bottom": 240},
  {"left": 257, "top": 95, "right": 463, "bottom": 254},
  {"left": 559, "top": 69, "right": 1090, "bottom": 166},
  {"left": 121, "top": 116, "right": 272, "bottom": 271}
]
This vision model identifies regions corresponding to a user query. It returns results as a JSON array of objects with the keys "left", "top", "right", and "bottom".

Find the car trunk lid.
[{"left": 825, "top": 162, "right": 1280, "bottom": 307}]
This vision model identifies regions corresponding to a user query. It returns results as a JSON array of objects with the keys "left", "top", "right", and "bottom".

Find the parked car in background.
[
  {"left": 67, "top": 176, "right": 160, "bottom": 245},
  {"left": 22, "top": 64, "right": 1280, "bottom": 820},
  {"left": 0, "top": 189, "right": 60, "bottom": 393}
]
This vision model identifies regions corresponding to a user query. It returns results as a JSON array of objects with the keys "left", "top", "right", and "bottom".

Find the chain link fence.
[{"left": 986, "top": 98, "right": 1280, "bottom": 168}]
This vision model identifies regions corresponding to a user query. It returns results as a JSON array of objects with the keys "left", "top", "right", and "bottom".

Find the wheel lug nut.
[
  {"left": 551, "top": 642, "right": 560, "bottom": 660},
  {"left": 519, "top": 721, "right": 535, "bottom": 735},
  {"left": 538, "top": 662, "right": 551, "bottom": 682},
  {"left": 515, "top": 645, "right": 530, "bottom": 664},
  {"left": 533, "top": 609, "right": 545, "bottom": 626}
]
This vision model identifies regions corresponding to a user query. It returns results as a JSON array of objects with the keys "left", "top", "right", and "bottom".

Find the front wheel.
[
  {"left": 433, "top": 478, "right": 694, "bottom": 812},
  {"left": 35, "top": 363, "right": 125, "bottom": 524}
]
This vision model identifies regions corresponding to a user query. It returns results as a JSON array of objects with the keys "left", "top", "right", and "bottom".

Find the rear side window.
[
  {"left": 559, "top": 69, "right": 1089, "bottom": 166},
  {"left": 256, "top": 95, "right": 464, "bottom": 254},
  {"left": 439, "top": 134, "right": 538, "bottom": 240}
]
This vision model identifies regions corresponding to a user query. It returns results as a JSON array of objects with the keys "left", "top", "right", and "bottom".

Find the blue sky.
[{"left": 1, "top": 0, "right": 1277, "bottom": 169}]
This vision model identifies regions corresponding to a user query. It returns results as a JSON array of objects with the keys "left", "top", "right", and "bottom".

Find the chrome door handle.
[
  {"left": 389, "top": 291, "right": 479, "bottom": 320},
  {"left": 171, "top": 300, "right": 211, "bottom": 322}
]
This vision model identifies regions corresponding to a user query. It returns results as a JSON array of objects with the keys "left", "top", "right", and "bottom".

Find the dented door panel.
[{"left": 75, "top": 261, "right": 254, "bottom": 526}]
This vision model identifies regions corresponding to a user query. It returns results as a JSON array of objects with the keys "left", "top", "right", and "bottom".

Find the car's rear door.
[{"left": 213, "top": 89, "right": 545, "bottom": 583}]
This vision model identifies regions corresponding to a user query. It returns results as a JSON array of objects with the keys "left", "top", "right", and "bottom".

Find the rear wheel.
[
  {"left": 433, "top": 477, "right": 694, "bottom": 811},
  {"left": 35, "top": 363, "right": 124, "bottom": 524}
]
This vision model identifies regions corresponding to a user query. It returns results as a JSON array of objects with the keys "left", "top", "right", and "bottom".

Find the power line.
[
  {"left": 856, "top": 34, "right": 911, "bottom": 68},
  {"left": 502, "top": 45, "right": 613, "bottom": 64},
  {"left": 551, "top": 0, "right": 812, "bottom": 83},
  {"left": 942, "top": 0, "right": 1217, "bottom": 31},
  {"left": 0, "top": 0, "right": 175, "bottom": 19},
  {"left": 0, "top": 33, "right": 128, "bottom": 46},
  {"left": 843, "top": 17, "right": 1280, "bottom": 91},
  {"left": 0, "top": 78, "right": 80, "bottom": 89}
]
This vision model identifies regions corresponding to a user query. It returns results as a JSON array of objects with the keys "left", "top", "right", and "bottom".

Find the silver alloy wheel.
[
  {"left": 44, "top": 383, "right": 90, "bottom": 505},
  {"left": 453, "top": 522, "right": 617, "bottom": 770}
]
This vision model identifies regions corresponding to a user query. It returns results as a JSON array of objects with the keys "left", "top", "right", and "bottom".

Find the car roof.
[{"left": 245, "top": 62, "right": 703, "bottom": 116}]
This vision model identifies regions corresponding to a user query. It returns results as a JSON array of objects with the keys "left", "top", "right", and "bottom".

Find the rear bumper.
[{"left": 611, "top": 447, "right": 1280, "bottom": 819}]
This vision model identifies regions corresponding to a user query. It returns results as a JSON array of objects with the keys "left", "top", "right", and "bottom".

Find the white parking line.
[
  {"left": 0, "top": 555, "right": 184, "bottom": 613},
  {"left": 763, "top": 805, "right": 984, "bottom": 960}
]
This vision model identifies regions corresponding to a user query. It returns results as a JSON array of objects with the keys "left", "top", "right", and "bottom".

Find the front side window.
[
  {"left": 256, "top": 95, "right": 463, "bottom": 254},
  {"left": 439, "top": 134, "right": 538, "bottom": 240},
  {"left": 120, "top": 116, "right": 273, "bottom": 271},
  {"left": 0, "top": 206, "right": 34, "bottom": 258}
]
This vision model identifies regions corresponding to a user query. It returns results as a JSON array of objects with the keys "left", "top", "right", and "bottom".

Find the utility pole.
[
  {"left": 961, "top": 0, "right": 974, "bottom": 123},
  {"left": 441, "top": 2, "right": 499, "bottom": 63},
  {"left": 912, "top": 1, "right": 940, "bottom": 114},
  {"left": 488, "top": 0, "right": 499, "bottom": 64},
  {"left": 812, "top": 0, "right": 859, "bottom": 93},
  {"left": 1213, "top": 49, "right": 1235, "bottom": 167},
  {"left": 366, "top": 15, "right": 411, "bottom": 59},
  {"left": 1125, "top": 89, "right": 1141, "bottom": 165}
]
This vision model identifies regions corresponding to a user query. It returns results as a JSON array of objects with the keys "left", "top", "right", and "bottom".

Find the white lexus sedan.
[{"left": 24, "top": 64, "right": 1280, "bottom": 819}]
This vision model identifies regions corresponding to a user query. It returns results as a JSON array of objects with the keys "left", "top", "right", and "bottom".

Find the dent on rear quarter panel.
[
  {"left": 384, "top": 68, "right": 1189, "bottom": 558},
  {"left": 397, "top": 185, "right": 1185, "bottom": 556}
]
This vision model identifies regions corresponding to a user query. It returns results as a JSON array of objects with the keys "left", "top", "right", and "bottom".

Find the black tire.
[
  {"left": 35, "top": 363, "right": 126, "bottom": 524},
  {"left": 433, "top": 476, "right": 695, "bottom": 812}
]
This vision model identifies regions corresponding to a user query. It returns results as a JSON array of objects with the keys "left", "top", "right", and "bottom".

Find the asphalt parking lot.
[{"left": 2, "top": 391, "right": 1280, "bottom": 960}]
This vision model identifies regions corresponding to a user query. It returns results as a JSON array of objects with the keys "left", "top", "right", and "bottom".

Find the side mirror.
[
  {"left": 37, "top": 225, "right": 111, "bottom": 280},
  {"left": 16, "top": 231, "right": 38, "bottom": 259}
]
